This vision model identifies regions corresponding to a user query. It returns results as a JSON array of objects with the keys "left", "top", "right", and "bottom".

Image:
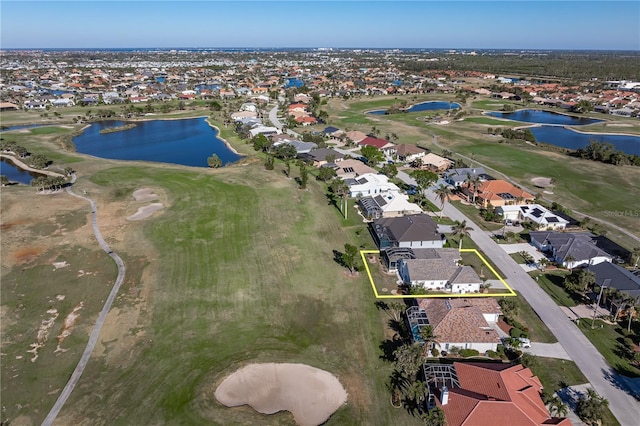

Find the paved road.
[
  {"left": 41, "top": 174, "right": 126, "bottom": 426},
  {"left": 396, "top": 170, "right": 640, "bottom": 425}
]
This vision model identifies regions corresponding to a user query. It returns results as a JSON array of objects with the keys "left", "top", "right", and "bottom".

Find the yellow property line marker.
[{"left": 360, "top": 249, "right": 516, "bottom": 299}]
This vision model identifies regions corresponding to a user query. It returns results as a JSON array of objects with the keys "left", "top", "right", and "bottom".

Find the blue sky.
[{"left": 1, "top": 1, "right": 638, "bottom": 50}]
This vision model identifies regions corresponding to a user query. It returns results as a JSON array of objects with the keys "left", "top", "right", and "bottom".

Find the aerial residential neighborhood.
[{"left": 1, "top": 1, "right": 640, "bottom": 426}]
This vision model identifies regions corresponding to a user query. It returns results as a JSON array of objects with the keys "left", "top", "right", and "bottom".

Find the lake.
[
  {"left": 72, "top": 117, "right": 242, "bottom": 167},
  {"left": 368, "top": 101, "right": 461, "bottom": 115},
  {"left": 1, "top": 157, "right": 38, "bottom": 185},
  {"left": 530, "top": 126, "right": 640, "bottom": 156},
  {"left": 1, "top": 124, "right": 48, "bottom": 132},
  {"left": 486, "top": 109, "right": 602, "bottom": 126}
]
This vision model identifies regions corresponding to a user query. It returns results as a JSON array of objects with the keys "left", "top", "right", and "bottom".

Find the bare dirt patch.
[
  {"left": 13, "top": 246, "right": 46, "bottom": 264},
  {"left": 215, "top": 363, "right": 348, "bottom": 426},
  {"left": 126, "top": 203, "right": 164, "bottom": 221}
]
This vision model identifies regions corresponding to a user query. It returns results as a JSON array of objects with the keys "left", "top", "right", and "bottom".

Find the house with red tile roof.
[
  {"left": 417, "top": 298, "right": 502, "bottom": 353},
  {"left": 429, "top": 362, "right": 571, "bottom": 426},
  {"left": 471, "top": 180, "right": 534, "bottom": 208}
]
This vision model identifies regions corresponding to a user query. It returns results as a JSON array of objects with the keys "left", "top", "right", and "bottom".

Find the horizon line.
[{"left": 2, "top": 46, "right": 639, "bottom": 52}]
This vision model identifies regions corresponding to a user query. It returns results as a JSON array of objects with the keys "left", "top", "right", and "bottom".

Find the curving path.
[{"left": 41, "top": 173, "right": 126, "bottom": 426}]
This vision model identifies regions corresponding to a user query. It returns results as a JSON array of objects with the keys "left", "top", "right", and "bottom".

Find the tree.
[
  {"left": 632, "top": 246, "right": 640, "bottom": 268},
  {"left": 360, "top": 145, "right": 384, "bottom": 165},
  {"left": 380, "top": 163, "right": 398, "bottom": 179},
  {"left": 298, "top": 163, "right": 308, "bottom": 189},
  {"left": 317, "top": 166, "right": 336, "bottom": 181},
  {"left": 252, "top": 134, "right": 272, "bottom": 152},
  {"left": 342, "top": 243, "right": 361, "bottom": 274},
  {"left": 421, "top": 407, "right": 447, "bottom": 426},
  {"left": 434, "top": 184, "right": 451, "bottom": 219},
  {"left": 393, "top": 343, "right": 423, "bottom": 378},
  {"left": 370, "top": 126, "right": 381, "bottom": 137},
  {"left": 274, "top": 144, "right": 297, "bottom": 160},
  {"left": 451, "top": 220, "right": 472, "bottom": 249},
  {"left": 207, "top": 154, "right": 222, "bottom": 168},
  {"left": 418, "top": 325, "right": 439, "bottom": 357},
  {"left": 330, "top": 179, "right": 350, "bottom": 219},
  {"left": 576, "top": 388, "right": 609, "bottom": 426},
  {"left": 264, "top": 154, "right": 274, "bottom": 170},
  {"left": 547, "top": 395, "right": 569, "bottom": 418},
  {"left": 564, "top": 254, "right": 576, "bottom": 271}
]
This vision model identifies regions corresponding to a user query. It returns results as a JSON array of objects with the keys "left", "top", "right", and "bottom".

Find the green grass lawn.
[
  {"left": 531, "top": 271, "right": 581, "bottom": 307},
  {"left": 43, "top": 164, "right": 421, "bottom": 425},
  {"left": 450, "top": 201, "right": 504, "bottom": 232},
  {"left": 510, "top": 252, "right": 528, "bottom": 265},
  {"left": 578, "top": 320, "right": 640, "bottom": 378},
  {"left": 510, "top": 291, "right": 558, "bottom": 343}
]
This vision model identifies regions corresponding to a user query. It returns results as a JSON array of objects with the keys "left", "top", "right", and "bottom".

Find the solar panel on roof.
[
  {"left": 498, "top": 193, "right": 516, "bottom": 200},
  {"left": 547, "top": 217, "right": 559, "bottom": 223},
  {"left": 343, "top": 167, "right": 354, "bottom": 173},
  {"left": 531, "top": 208, "right": 543, "bottom": 218}
]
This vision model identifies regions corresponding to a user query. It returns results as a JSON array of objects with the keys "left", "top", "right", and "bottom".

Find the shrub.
[
  {"left": 485, "top": 350, "right": 499, "bottom": 358},
  {"left": 448, "top": 346, "right": 461, "bottom": 355},
  {"left": 459, "top": 349, "right": 480, "bottom": 358},
  {"left": 431, "top": 347, "right": 440, "bottom": 357}
]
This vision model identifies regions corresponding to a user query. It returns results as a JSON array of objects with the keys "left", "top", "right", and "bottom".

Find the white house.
[
  {"left": 248, "top": 125, "right": 280, "bottom": 138},
  {"left": 358, "top": 191, "right": 423, "bottom": 219},
  {"left": 496, "top": 204, "right": 568, "bottom": 230},
  {"left": 345, "top": 173, "right": 400, "bottom": 198},
  {"left": 397, "top": 249, "right": 483, "bottom": 294}
]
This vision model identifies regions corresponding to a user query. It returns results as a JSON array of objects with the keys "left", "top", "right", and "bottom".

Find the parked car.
[{"left": 518, "top": 338, "right": 531, "bottom": 348}]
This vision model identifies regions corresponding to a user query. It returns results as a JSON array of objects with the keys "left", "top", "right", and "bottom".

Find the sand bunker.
[
  {"left": 215, "top": 363, "right": 347, "bottom": 426},
  {"left": 531, "top": 177, "right": 554, "bottom": 188},
  {"left": 132, "top": 188, "right": 158, "bottom": 202},
  {"left": 126, "top": 203, "right": 164, "bottom": 221}
]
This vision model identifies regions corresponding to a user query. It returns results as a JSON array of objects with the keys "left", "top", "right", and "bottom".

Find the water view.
[
  {"left": 486, "top": 109, "right": 602, "bottom": 126},
  {"left": 368, "top": 101, "right": 461, "bottom": 115},
  {"left": 0, "top": 157, "right": 37, "bottom": 185},
  {"left": 530, "top": 126, "right": 640, "bottom": 156},
  {"left": 73, "top": 117, "right": 242, "bottom": 167},
  {"left": 1, "top": 124, "right": 48, "bottom": 132}
]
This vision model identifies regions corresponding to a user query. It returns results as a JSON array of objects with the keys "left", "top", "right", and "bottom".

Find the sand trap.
[
  {"left": 126, "top": 203, "right": 164, "bottom": 221},
  {"left": 531, "top": 177, "right": 554, "bottom": 188},
  {"left": 132, "top": 188, "right": 158, "bottom": 202},
  {"left": 215, "top": 363, "right": 347, "bottom": 426}
]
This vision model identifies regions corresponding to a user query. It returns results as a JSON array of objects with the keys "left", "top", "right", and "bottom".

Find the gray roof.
[
  {"left": 587, "top": 262, "right": 640, "bottom": 300},
  {"left": 402, "top": 258, "right": 482, "bottom": 284},
  {"left": 373, "top": 214, "right": 441, "bottom": 244},
  {"left": 530, "top": 231, "right": 612, "bottom": 263}
]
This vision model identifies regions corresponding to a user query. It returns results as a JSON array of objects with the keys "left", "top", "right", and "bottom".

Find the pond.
[
  {"left": 486, "top": 109, "right": 602, "bottom": 126},
  {"left": 530, "top": 126, "right": 640, "bottom": 156},
  {"left": 72, "top": 117, "right": 242, "bottom": 167},
  {"left": 368, "top": 101, "right": 461, "bottom": 115},
  {"left": 0, "top": 157, "right": 38, "bottom": 185},
  {"left": 1, "top": 124, "right": 48, "bottom": 132}
]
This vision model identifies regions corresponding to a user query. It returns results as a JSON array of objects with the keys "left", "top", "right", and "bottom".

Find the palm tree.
[
  {"left": 452, "top": 220, "right": 472, "bottom": 250},
  {"left": 418, "top": 325, "right": 439, "bottom": 357},
  {"left": 547, "top": 395, "right": 568, "bottom": 417},
  {"left": 330, "top": 179, "right": 350, "bottom": 219},
  {"left": 564, "top": 254, "right": 576, "bottom": 271},
  {"left": 632, "top": 246, "right": 640, "bottom": 268},
  {"left": 434, "top": 184, "right": 451, "bottom": 219},
  {"left": 393, "top": 343, "right": 424, "bottom": 379}
]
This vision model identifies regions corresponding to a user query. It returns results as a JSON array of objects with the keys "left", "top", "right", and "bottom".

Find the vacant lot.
[{"left": 1, "top": 134, "right": 423, "bottom": 426}]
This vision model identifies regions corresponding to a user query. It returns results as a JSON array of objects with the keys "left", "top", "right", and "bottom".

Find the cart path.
[{"left": 41, "top": 173, "right": 126, "bottom": 426}]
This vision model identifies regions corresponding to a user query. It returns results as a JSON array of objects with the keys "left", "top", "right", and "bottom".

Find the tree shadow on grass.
[
  {"left": 332, "top": 249, "right": 345, "bottom": 268},
  {"left": 379, "top": 337, "right": 404, "bottom": 363}
]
